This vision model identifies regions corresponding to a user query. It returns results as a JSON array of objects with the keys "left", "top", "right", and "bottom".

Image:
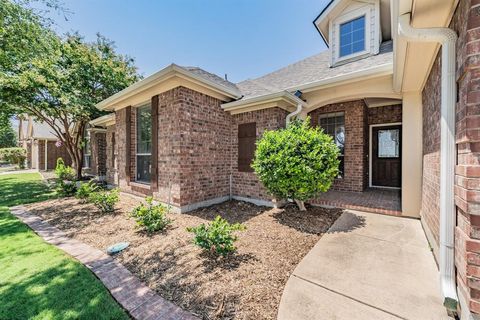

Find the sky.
[{"left": 46, "top": 0, "right": 331, "bottom": 83}]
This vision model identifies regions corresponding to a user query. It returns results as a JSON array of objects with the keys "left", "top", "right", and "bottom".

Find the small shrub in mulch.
[
  {"left": 130, "top": 197, "right": 172, "bottom": 233},
  {"left": 89, "top": 188, "right": 119, "bottom": 213},
  {"left": 75, "top": 181, "right": 101, "bottom": 203},
  {"left": 187, "top": 216, "right": 246, "bottom": 256},
  {"left": 54, "top": 158, "right": 77, "bottom": 197}
]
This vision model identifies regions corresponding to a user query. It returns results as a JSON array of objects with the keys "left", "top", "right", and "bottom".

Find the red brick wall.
[
  {"left": 368, "top": 104, "right": 402, "bottom": 125},
  {"left": 115, "top": 87, "right": 235, "bottom": 207},
  {"left": 36, "top": 140, "right": 71, "bottom": 170},
  {"left": 176, "top": 87, "right": 233, "bottom": 205},
  {"left": 421, "top": 0, "right": 480, "bottom": 315},
  {"left": 308, "top": 100, "right": 368, "bottom": 192},
  {"left": 422, "top": 53, "right": 442, "bottom": 249},
  {"left": 455, "top": 0, "right": 480, "bottom": 315},
  {"left": 116, "top": 108, "right": 129, "bottom": 189},
  {"left": 87, "top": 131, "right": 107, "bottom": 177},
  {"left": 231, "top": 108, "right": 288, "bottom": 200},
  {"left": 106, "top": 125, "right": 116, "bottom": 184},
  {"left": 38, "top": 140, "right": 45, "bottom": 170}
]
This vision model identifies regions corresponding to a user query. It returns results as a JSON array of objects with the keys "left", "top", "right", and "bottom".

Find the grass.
[
  {"left": 0, "top": 173, "right": 129, "bottom": 320},
  {"left": 0, "top": 173, "right": 57, "bottom": 207}
]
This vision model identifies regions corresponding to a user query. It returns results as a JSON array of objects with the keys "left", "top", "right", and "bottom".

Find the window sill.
[{"left": 130, "top": 181, "right": 151, "bottom": 190}]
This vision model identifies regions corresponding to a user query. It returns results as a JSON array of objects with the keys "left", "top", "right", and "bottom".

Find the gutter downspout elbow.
[
  {"left": 398, "top": 13, "right": 458, "bottom": 311},
  {"left": 286, "top": 103, "right": 303, "bottom": 126}
]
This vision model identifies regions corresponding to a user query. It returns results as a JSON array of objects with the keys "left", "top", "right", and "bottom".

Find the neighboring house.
[
  {"left": 18, "top": 117, "right": 72, "bottom": 170},
  {"left": 91, "top": 0, "right": 480, "bottom": 318}
]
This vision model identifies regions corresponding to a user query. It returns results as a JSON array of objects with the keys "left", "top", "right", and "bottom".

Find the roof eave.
[
  {"left": 312, "top": 0, "right": 339, "bottom": 47},
  {"left": 221, "top": 91, "right": 307, "bottom": 112},
  {"left": 89, "top": 114, "right": 116, "bottom": 127},
  {"left": 96, "top": 64, "right": 242, "bottom": 111}
]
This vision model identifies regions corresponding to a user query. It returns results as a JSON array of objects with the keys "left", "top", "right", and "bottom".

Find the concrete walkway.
[{"left": 278, "top": 210, "right": 450, "bottom": 320}]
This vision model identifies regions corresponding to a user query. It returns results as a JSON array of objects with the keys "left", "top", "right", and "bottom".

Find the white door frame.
[{"left": 369, "top": 122, "right": 402, "bottom": 189}]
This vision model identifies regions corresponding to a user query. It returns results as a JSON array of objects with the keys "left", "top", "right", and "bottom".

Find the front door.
[{"left": 371, "top": 125, "right": 401, "bottom": 188}]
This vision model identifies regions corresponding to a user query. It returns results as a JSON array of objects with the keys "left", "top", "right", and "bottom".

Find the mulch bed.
[{"left": 26, "top": 195, "right": 342, "bottom": 320}]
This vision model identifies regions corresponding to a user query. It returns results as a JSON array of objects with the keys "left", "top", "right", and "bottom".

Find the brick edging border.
[{"left": 10, "top": 205, "right": 198, "bottom": 320}]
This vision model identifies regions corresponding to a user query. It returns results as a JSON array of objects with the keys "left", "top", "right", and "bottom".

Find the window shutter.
[{"left": 238, "top": 122, "right": 256, "bottom": 172}]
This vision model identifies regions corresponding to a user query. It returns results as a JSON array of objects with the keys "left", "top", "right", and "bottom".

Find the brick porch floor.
[{"left": 314, "top": 188, "right": 401, "bottom": 216}]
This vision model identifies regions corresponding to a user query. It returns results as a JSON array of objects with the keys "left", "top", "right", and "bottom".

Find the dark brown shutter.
[
  {"left": 111, "top": 134, "right": 115, "bottom": 168},
  {"left": 238, "top": 122, "right": 256, "bottom": 172},
  {"left": 151, "top": 95, "right": 159, "bottom": 191},
  {"left": 125, "top": 106, "right": 131, "bottom": 184}
]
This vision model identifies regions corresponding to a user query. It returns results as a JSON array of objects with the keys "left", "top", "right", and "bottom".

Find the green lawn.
[{"left": 0, "top": 173, "right": 129, "bottom": 320}]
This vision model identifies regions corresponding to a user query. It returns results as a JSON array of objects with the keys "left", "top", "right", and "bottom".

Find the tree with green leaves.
[
  {"left": 0, "top": 116, "right": 16, "bottom": 148},
  {"left": 252, "top": 118, "right": 340, "bottom": 211},
  {"left": 0, "top": 0, "right": 140, "bottom": 178}
]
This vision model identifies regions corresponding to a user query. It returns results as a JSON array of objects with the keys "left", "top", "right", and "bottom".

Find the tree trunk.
[{"left": 294, "top": 199, "right": 307, "bottom": 211}]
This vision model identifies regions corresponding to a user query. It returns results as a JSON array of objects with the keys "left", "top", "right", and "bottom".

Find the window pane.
[
  {"left": 136, "top": 155, "right": 151, "bottom": 182},
  {"left": 339, "top": 15, "right": 365, "bottom": 57},
  {"left": 319, "top": 113, "right": 346, "bottom": 177},
  {"left": 137, "top": 105, "right": 152, "bottom": 154},
  {"left": 340, "top": 45, "right": 351, "bottom": 57},
  {"left": 352, "top": 40, "right": 365, "bottom": 52},
  {"left": 378, "top": 129, "right": 400, "bottom": 158}
]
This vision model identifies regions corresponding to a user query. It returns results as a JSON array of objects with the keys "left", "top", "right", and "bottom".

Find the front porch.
[{"left": 314, "top": 188, "right": 402, "bottom": 216}]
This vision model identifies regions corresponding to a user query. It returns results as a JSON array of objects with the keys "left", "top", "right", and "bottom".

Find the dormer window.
[
  {"left": 325, "top": 1, "right": 380, "bottom": 66},
  {"left": 339, "top": 16, "right": 365, "bottom": 57}
]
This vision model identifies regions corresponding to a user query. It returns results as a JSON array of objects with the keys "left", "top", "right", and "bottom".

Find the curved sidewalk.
[
  {"left": 10, "top": 205, "right": 198, "bottom": 320},
  {"left": 278, "top": 210, "right": 450, "bottom": 320}
]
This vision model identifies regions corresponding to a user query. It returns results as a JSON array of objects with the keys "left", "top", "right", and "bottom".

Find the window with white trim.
[
  {"left": 136, "top": 104, "right": 152, "bottom": 183},
  {"left": 319, "top": 112, "right": 345, "bottom": 177},
  {"left": 339, "top": 16, "right": 365, "bottom": 57}
]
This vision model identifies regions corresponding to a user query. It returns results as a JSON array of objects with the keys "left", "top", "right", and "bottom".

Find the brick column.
[{"left": 454, "top": 0, "right": 480, "bottom": 317}]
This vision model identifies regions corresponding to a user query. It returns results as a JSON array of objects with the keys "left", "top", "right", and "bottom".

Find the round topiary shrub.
[{"left": 252, "top": 117, "right": 340, "bottom": 211}]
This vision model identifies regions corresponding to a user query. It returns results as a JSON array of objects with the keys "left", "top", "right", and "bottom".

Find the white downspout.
[
  {"left": 286, "top": 103, "right": 303, "bottom": 125},
  {"left": 398, "top": 13, "right": 458, "bottom": 310}
]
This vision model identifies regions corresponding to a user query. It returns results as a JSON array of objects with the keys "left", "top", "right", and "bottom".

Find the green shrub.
[
  {"left": 76, "top": 181, "right": 100, "bottom": 202},
  {"left": 55, "top": 158, "right": 75, "bottom": 181},
  {"left": 89, "top": 189, "right": 119, "bottom": 213},
  {"left": 186, "top": 216, "right": 246, "bottom": 256},
  {"left": 0, "top": 148, "right": 26, "bottom": 168},
  {"left": 252, "top": 117, "right": 340, "bottom": 211},
  {"left": 130, "top": 197, "right": 172, "bottom": 233},
  {"left": 55, "top": 180, "right": 76, "bottom": 197}
]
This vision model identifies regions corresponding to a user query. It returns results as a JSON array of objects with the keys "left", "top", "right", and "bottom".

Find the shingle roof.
[
  {"left": 236, "top": 41, "right": 393, "bottom": 100},
  {"left": 179, "top": 66, "right": 240, "bottom": 95},
  {"left": 31, "top": 121, "right": 57, "bottom": 139}
]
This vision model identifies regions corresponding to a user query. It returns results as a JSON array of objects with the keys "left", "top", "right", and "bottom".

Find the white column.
[
  {"left": 401, "top": 92, "right": 423, "bottom": 217},
  {"left": 44, "top": 139, "right": 48, "bottom": 171}
]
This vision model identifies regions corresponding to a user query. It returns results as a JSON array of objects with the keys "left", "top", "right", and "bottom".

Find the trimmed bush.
[
  {"left": 76, "top": 181, "right": 100, "bottom": 202},
  {"left": 187, "top": 216, "right": 246, "bottom": 256},
  {"left": 89, "top": 189, "right": 119, "bottom": 213},
  {"left": 55, "top": 158, "right": 75, "bottom": 181},
  {"left": 130, "top": 197, "right": 172, "bottom": 233},
  {"left": 0, "top": 148, "right": 26, "bottom": 168},
  {"left": 252, "top": 117, "right": 340, "bottom": 211}
]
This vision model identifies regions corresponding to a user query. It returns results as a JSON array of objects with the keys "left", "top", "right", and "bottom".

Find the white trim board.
[{"left": 368, "top": 122, "right": 402, "bottom": 189}]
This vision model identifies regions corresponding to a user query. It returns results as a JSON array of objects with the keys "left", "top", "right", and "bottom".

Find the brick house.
[
  {"left": 90, "top": 0, "right": 480, "bottom": 318},
  {"left": 18, "top": 116, "right": 72, "bottom": 170}
]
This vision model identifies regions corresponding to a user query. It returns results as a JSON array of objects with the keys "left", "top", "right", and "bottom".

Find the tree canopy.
[
  {"left": 0, "top": 118, "right": 16, "bottom": 148},
  {"left": 0, "top": 0, "right": 140, "bottom": 177},
  {"left": 252, "top": 118, "right": 340, "bottom": 211}
]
